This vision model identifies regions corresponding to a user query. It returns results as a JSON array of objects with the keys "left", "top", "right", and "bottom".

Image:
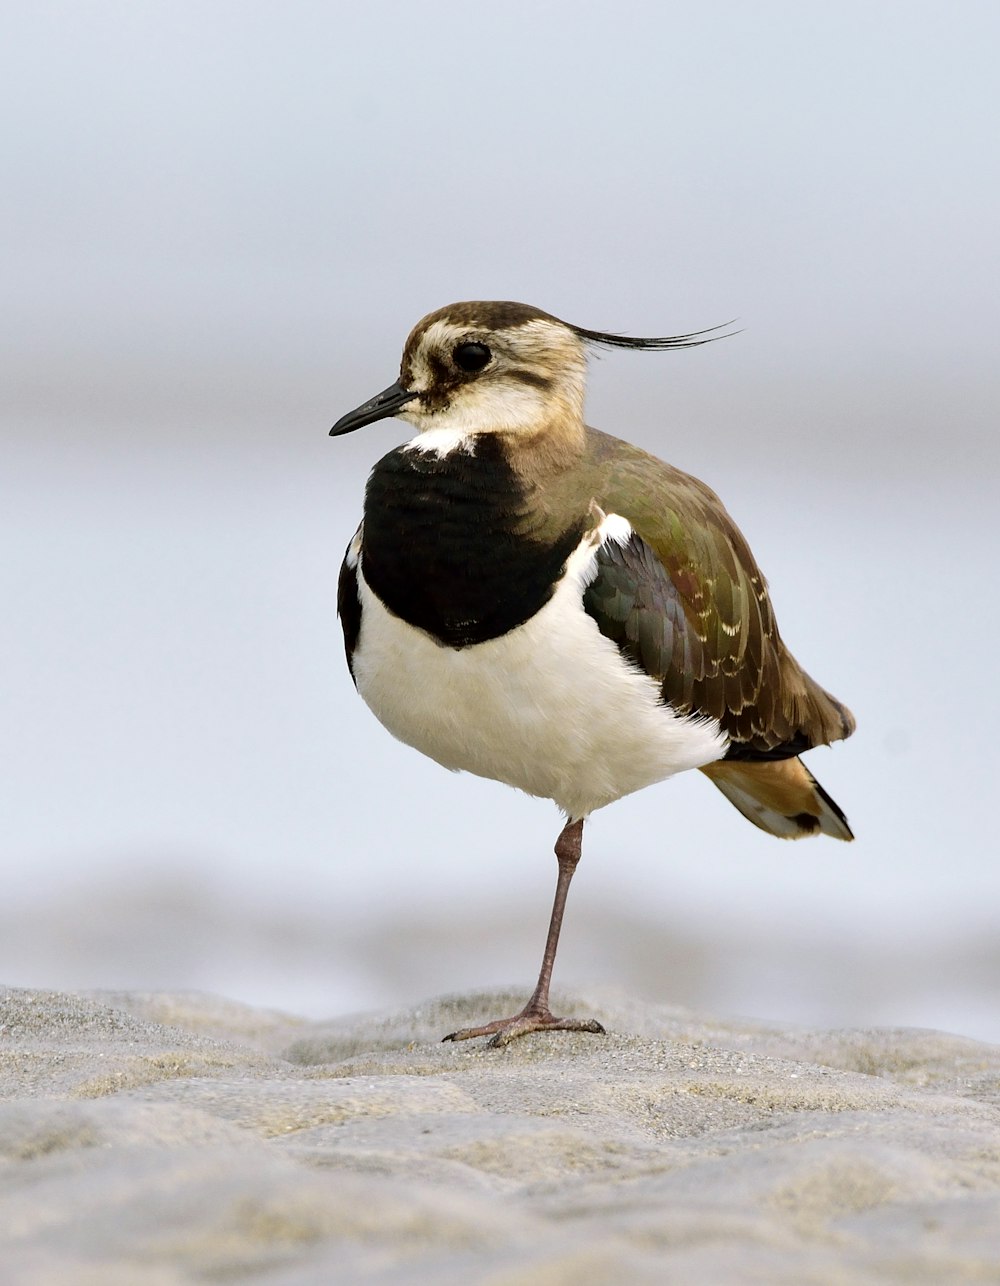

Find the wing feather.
[
  {"left": 578, "top": 449, "right": 854, "bottom": 758},
  {"left": 337, "top": 525, "right": 363, "bottom": 685}
]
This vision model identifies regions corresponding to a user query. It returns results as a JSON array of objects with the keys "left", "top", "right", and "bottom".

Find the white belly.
[{"left": 352, "top": 519, "right": 726, "bottom": 819}]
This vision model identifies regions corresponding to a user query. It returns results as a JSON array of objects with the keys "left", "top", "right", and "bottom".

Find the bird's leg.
[{"left": 442, "top": 817, "right": 606, "bottom": 1047}]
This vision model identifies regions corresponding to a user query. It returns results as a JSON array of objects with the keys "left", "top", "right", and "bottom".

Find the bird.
[{"left": 330, "top": 300, "right": 855, "bottom": 1047}]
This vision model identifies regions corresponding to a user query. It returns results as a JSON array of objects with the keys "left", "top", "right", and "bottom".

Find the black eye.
[{"left": 453, "top": 341, "right": 492, "bottom": 373}]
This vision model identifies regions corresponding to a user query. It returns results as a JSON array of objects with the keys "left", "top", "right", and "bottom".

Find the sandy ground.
[{"left": 2, "top": 986, "right": 1000, "bottom": 1284}]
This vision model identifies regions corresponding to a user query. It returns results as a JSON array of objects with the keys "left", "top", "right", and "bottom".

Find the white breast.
[{"left": 351, "top": 515, "right": 726, "bottom": 820}]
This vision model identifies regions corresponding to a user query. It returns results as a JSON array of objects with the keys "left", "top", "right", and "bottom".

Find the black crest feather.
[{"left": 571, "top": 320, "right": 739, "bottom": 351}]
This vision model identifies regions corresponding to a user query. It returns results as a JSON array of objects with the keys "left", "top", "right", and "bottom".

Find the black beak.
[{"left": 329, "top": 381, "right": 418, "bottom": 436}]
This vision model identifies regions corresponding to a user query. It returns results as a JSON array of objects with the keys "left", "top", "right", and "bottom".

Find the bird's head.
[{"left": 330, "top": 300, "right": 732, "bottom": 450}]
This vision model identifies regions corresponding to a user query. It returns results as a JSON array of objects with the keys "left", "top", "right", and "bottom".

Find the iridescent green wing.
[{"left": 580, "top": 431, "right": 853, "bottom": 755}]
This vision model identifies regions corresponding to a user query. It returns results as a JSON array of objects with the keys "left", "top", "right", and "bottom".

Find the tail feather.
[{"left": 701, "top": 757, "right": 853, "bottom": 841}]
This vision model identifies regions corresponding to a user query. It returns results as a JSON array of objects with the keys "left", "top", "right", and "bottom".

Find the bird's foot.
[{"left": 442, "top": 1005, "right": 605, "bottom": 1049}]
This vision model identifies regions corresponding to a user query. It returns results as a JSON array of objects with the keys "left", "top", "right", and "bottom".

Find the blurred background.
[{"left": 3, "top": 2, "right": 998, "bottom": 1040}]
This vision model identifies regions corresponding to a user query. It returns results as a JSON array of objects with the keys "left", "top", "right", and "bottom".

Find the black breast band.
[{"left": 361, "top": 436, "right": 584, "bottom": 648}]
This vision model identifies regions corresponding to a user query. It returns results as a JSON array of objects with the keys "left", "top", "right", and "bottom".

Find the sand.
[{"left": 2, "top": 985, "right": 1000, "bottom": 1283}]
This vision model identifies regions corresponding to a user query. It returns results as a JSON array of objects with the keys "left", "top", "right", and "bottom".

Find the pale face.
[
  {"left": 397, "top": 316, "right": 588, "bottom": 439},
  {"left": 331, "top": 299, "right": 729, "bottom": 448}
]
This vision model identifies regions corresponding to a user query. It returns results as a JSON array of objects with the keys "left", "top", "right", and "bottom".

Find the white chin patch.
[{"left": 404, "top": 427, "right": 476, "bottom": 457}]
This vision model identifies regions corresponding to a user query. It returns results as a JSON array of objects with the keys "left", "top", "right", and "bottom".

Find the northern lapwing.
[{"left": 331, "top": 301, "right": 855, "bottom": 1047}]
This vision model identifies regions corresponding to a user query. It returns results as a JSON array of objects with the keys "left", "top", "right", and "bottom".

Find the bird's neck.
[{"left": 496, "top": 410, "right": 588, "bottom": 489}]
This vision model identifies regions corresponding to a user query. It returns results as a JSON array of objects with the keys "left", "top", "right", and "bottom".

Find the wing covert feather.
[{"left": 576, "top": 431, "right": 854, "bottom": 757}]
